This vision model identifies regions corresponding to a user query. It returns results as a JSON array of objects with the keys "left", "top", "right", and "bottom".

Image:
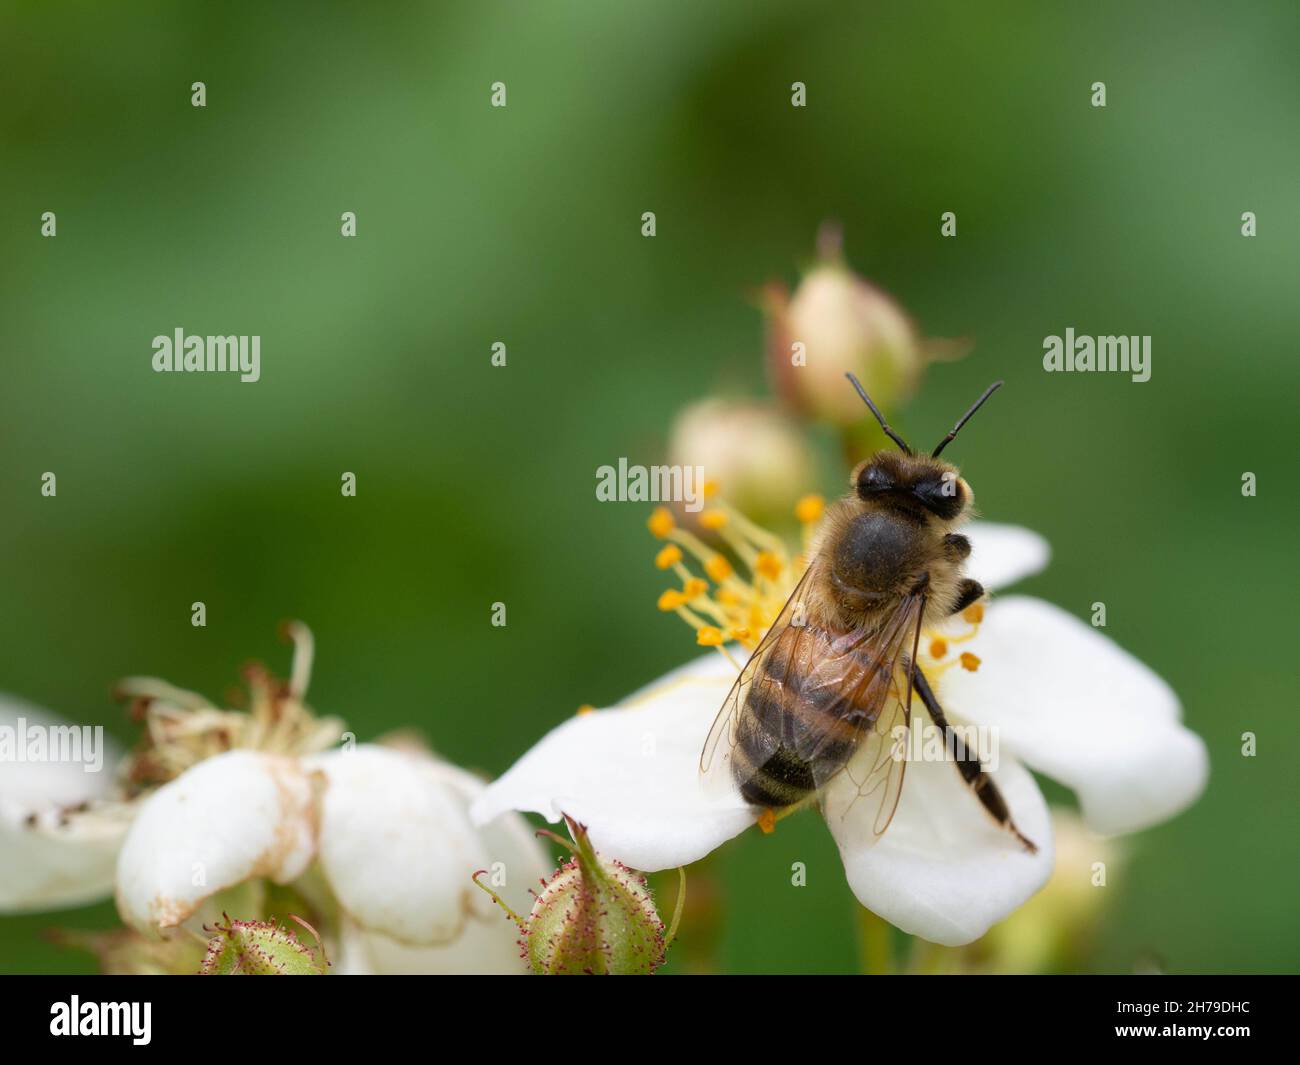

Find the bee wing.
[
  {"left": 701, "top": 556, "right": 927, "bottom": 845},
  {"left": 810, "top": 592, "right": 927, "bottom": 841},
  {"left": 699, "top": 560, "right": 822, "bottom": 781}
]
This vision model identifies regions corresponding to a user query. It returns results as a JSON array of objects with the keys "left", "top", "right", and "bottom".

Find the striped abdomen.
[{"left": 731, "top": 623, "right": 894, "bottom": 810}]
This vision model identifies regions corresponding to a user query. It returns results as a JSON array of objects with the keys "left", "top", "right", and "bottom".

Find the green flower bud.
[
  {"left": 199, "top": 914, "right": 328, "bottom": 975},
  {"left": 474, "top": 817, "right": 683, "bottom": 975},
  {"left": 765, "top": 223, "right": 965, "bottom": 429}
]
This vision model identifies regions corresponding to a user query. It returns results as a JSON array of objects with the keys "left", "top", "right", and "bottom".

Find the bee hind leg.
[{"left": 910, "top": 666, "right": 1038, "bottom": 854}]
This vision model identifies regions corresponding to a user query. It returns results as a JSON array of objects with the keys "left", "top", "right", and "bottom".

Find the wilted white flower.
[
  {"left": 113, "top": 744, "right": 548, "bottom": 974},
  {"left": 1, "top": 629, "right": 549, "bottom": 974},
  {"left": 0, "top": 697, "right": 127, "bottom": 911}
]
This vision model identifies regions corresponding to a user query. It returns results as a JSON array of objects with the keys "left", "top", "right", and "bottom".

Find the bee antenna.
[
  {"left": 931, "top": 380, "right": 1004, "bottom": 458},
  {"left": 845, "top": 373, "right": 911, "bottom": 454}
]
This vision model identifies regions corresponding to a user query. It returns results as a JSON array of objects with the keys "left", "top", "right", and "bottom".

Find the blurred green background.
[{"left": 1, "top": 0, "right": 1296, "bottom": 974}]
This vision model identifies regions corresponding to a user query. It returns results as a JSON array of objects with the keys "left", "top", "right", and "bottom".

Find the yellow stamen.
[
  {"left": 699, "top": 509, "right": 728, "bottom": 531},
  {"left": 648, "top": 507, "right": 675, "bottom": 539},
  {"left": 795, "top": 494, "right": 825, "bottom": 524},
  {"left": 929, "top": 637, "right": 948, "bottom": 660},
  {"left": 576, "top": 704, "right": 595, "bottom": 716},
  {"left": 654, "top": 544, "right": 683, "bottom": 570},
  {"left": 702, "top": 479, "right": 721, "bottom": 500},
  {"left": 755, "top": 551, "right": 782, "bottom": 580},
  {"left": 757, "top": 808, "right": 777, "bottom": 835},
  {"left": 705, "top": 555, "right": 733, "bottom": 582},
  {"left": 962, "top": 602, "right": 984, "bottom": 624},
  {"left": 696, "top": 626, "right": 724, "bottom": 646},
  {"left": 658, "top": 589, "right": 686, "bottom": 611},
  {"left": 960, "top": 652, "right": 981, "bottom": 672},
  {"left": 682, "top": 577, "right": 708, "bottom": 599}
]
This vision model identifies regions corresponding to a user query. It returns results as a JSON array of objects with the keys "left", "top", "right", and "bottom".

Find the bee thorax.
[{"left": 830, "top": 510, "right": 924, "bottom": 606}]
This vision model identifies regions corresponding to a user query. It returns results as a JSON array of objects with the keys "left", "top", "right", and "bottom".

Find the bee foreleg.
[{"left": 910, "top": 666, "right": 1038, "bottom": 854}]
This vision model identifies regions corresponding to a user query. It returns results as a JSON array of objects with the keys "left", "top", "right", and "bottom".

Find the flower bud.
[
  {"left": 475, "top": 817, "right": 676, "bottom": 975},
  {"left": 199, "top": 914, "right": 328, "bottom": 975},
  {"left": 668, "top": 398, "right": 815, "bottom": 528},
  {"left": 765, "top": 224, "right": 963, "bottom": 427}
]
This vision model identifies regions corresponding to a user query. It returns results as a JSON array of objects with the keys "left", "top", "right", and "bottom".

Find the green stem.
[
  {"left": 857, "top": 905, "right": 893, "bottom": 975},
  {"left": 665, "top": 867, "right": 687, "bottom": 944}
]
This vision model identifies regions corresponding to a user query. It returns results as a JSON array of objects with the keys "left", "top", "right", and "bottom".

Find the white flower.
[
  {"left": 111, "top": 744, "right": 548, "bottom": 973},
  {"left": 0, "top": 697, "right": 128, "bottom": 911},
  {"left": 1, "top": 630, "right": 551, "bottom": 974},
  {"left": 472, "top": 521, "right": 1208, "bottom": 947}
]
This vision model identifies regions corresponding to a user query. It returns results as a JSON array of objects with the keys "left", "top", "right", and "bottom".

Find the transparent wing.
[
  {"left": 701, "top": 557, "right": 927, "bottom": 847},
  {"left": 699, "top": 561, "right": 821, "bottom": 781},
  {"left": 797, "top": 593, "right": 924, "bottom": 841}
]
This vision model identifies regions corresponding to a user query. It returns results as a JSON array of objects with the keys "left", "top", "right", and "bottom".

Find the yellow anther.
[
  {"left": 699, "top": 509, "right": 728, "bottom": 531},
  {"left": 929, "top": 638, "right": 948, "bottom": 660},
  {"left": 682, "top": 577, "right": 708, "bottom": 599},
  {"left": 795, "top": 494, "right": 825, "bottom": 524},
  {"left": 575, "top": 704, "right": 596, "bottom": 716},
  {"left": 696, "top": 626, "right": 724, "bottom": 646},
  {"left": 658, "top": 590, "right": 686, "bottom": 611},
  {"left": 729, "top": 626, "right": 750, "bottom": 642},
  {"left": 716, "top": 587, "right": 741, "bottom": 606},
  {"left": 647, "top": 506, "right": 675, "bottom": 539},
  {"left": 703, "top": 479, "right": 721, "bottom": 499},
  {"left": 757, "top": 808, "right": 777, "bottom": 835},
  {"left": 962, "top": 602, "right": 984, "bottom": 625},
  {"left": 755, "top": 551, "right": 782, "bottom": 580},
  {"left": 705, "top": 555, "right": 733, "bottom": 582},
  {"left": 654, "top": 544, "right": 683, "bottom": 570},
  {"left": 960, "top": 652, "right": 981, "bottom": 672}
]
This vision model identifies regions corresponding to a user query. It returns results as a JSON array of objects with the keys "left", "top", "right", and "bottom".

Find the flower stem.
[
  {"left": 666, "top": 866, "right": 687, "bottom": 944},
  {"left": 856, "top": 905, "right": 893, "bottom": 975}
]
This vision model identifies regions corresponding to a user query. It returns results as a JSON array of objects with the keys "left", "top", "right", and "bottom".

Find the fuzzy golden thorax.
[{"left": 808, "top": 449, "right": 976, "bottom": 630}]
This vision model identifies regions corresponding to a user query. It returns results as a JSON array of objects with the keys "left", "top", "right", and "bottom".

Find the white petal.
[
  {"left": 306, "top": 745, "right": 548, "bottom": 946},
  {"left": 824, "top": 752, "right": 1054, "bottom": 946},
  {"left": 0, "top": 697, "right": 127, "bottom": 912},
  {"left": 964, "top": 522, "right": 1050, "bottom": 591},
  {"left": 938, "top": 596, "right": 1208, "bottom": 835},
  {"left": 419, "top": 758, "right": 552, "bottom": 918},
  {"left": 114, "top": 750, "right": 318, "bottom": 932},
  {"left": 471, "top": 652, "right": 755, "bottom": 871}
]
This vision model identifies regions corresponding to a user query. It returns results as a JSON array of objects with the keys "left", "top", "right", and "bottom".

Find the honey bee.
[{"left": 702, "top": 373, "right": 1037, "bottom": 852}]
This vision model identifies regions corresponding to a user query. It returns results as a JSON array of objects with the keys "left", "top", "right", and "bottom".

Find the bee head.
[
  {"left": 843, "top": 373, "right": 1001, "bottom": 521},
  {"left": 853, "top": 452, "right": 969, "bottom": 520}
]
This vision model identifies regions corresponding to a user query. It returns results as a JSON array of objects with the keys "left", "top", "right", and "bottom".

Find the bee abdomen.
[
  {"left": 735, "top": 689, "right": 856, "bottom": 809},
  {"left": 732, "top": 638, "right": 873, "bottom": 810},
  {"left": 733, "top": 735, "right": 816, "bottom": 809}
]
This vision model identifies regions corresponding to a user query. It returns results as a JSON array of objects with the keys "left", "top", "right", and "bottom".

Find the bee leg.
[
  {"left": 910, "top": 666, "right": 1038, "bottom": 854},
  {"left": 942, "top": 532, "right": 971, "bottom": 561},
  {"left": 948, "top": 578, "right": 984, "bottom": 616}
]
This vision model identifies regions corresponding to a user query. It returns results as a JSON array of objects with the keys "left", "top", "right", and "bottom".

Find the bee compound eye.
[
  {"left": 914, "top": 477, "right": 963, "bottom": 518},
  {"left": 856, "top": 463, "right": 893, "bottom": 495}
]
